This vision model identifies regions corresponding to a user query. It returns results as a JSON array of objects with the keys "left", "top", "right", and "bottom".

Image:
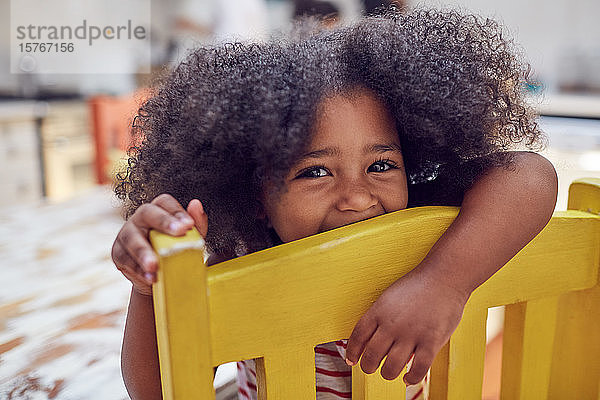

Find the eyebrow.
[
  {"left": 297, "top": 143, "right": 402, "bottom": 163},
  {"left": 296, "top": 147, "right": 341, "bottom": 162},
  {"left": 366, "top": 143, "right": 402, "bottom": 153}
]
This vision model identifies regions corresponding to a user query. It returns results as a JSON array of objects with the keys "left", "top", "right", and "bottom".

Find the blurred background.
[{"left": 0, "top": 0, "right": 598, "bottom": 399}]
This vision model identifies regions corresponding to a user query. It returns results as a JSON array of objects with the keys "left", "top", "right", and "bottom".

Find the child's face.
[{"left": 262, "top": 88, "right": 408, "bottom": 243}]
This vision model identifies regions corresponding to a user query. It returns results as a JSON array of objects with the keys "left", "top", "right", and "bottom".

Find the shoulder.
[{"left": 407, "top": 152, "right": 556, "bottom": 208}]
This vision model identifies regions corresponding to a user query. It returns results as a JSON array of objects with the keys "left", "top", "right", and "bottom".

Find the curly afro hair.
[{"left": 115, "top": 7, "right": 544, "bottom": 255}]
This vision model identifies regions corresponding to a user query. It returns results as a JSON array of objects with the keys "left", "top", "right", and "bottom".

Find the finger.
[
  {"left": 112, "top": 239, "right": 139, "bottom": 274},
  {"left": 152, "top": 193, "right": 195, "bottom": 226},
  {"left": 346, "top": 314, "right": 377, "bottom": 366},
  {"left": 359, "top": 328, "right": 394, "bottom": 374},
  {"left": 380, "top": 343, "right": 414, "bottom": 380},
  {"left": 187, "top": 199, "right": 208, "bottom": 238},
  {"left": 131, "top": 203, "right": 191, "bottom": 236},
  {"left": 112, "top": 240, "right": 154, "bottom": 287},
  {"left": 117, "top": 222, "right": 160, "bottom": 274},
  {"left": 403, "top": 345, "right": 435, "bottom": 385},
  {"left": 123, "top": 264, "right": 154, "bottom": 292}
]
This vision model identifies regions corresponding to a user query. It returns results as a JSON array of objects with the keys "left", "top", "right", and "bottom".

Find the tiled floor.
[{"left": 0, "top": 116, "right": 598, "bottom": 399}]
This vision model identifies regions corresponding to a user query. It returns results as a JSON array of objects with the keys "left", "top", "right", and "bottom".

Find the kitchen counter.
[{"left": 532, "top": 93, "right": 600, "bottom": 119}]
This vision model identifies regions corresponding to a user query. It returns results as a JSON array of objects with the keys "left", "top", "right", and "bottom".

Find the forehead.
[{"left": 311, "top": 88, "right": 399, "bottom": 148}]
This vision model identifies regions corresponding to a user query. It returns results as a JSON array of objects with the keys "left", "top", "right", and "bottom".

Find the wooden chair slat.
[
  {"left": 150, "top": 228, "right": 213, "bottom": 400},
  {"left": 430, "top": 307, "right": 487, "bottom": 400},
  {"left": 501, "top": 296, "right": 559, "bottom": 400},
  {"left": 352, "top": 365, "right": 407, "bottom": 399},
  {"left": 255, "top": 348, "right": 316, "bottom": 399}
]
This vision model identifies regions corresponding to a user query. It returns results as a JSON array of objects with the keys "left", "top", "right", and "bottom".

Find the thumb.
[{"left": 187, "top": 199, "right": 209, "bottom": 238}]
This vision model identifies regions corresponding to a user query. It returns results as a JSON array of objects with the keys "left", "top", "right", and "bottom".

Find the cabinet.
[
  {"left": 40, "top": 101, "right": 95, "bottom": 201},
  {"left": 0, "top": 102, "right": 44, "bottom": 206}
]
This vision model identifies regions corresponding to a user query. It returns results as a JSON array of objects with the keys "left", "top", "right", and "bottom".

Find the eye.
[
  {"left": 368, "top": 159, "right": 398, "bottom": 173},
  {"left": 295, "top": 166, "right": 330, "bottom": 179}
]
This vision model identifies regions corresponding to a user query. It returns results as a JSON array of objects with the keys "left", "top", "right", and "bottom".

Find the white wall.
[
  {"left": 2, "top": 0, "right": 598, "bottom": 95},
  {"left": 412, "top": 0, "right": 600, "bottom": 92}
]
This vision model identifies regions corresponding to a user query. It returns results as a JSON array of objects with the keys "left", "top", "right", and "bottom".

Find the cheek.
[
  {"left": 382, "top": 175, "right": 409, "bottom": 211},
  {"left": 264, "top": 189, "right": 325, "bottom": 243},
  {"left": 382, "top": 189, "right": 408, "bottom": 212}
]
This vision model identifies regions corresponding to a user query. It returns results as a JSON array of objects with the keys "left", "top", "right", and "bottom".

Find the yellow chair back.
[{"left": 150, "top": 178, "right": 600, "bottom": 399}]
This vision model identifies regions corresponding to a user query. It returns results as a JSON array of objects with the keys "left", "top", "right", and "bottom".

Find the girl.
[{"left": 112, "top": 8, "right": 558, "bottom": 400}]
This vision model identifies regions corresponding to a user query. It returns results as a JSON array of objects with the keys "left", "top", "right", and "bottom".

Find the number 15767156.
[{"left": 18, "top": 42, "right": 74, "bottom": 52}]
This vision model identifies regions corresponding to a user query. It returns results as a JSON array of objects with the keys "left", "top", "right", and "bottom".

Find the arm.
[
  {"left": 418, "top": 152, "right": 558, "bottom": 295},
  {"left": 345, "top": 151, "right": 558, "bottom": 383},
  {"left": 121, "top": 289, "right": 162, "bottom": 400}
]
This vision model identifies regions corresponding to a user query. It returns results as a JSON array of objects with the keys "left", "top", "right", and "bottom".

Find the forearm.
[
  {"left": 415, "top": 152, "right": 558, "bottom": 297},
  {"left": 122, "top": 289, "right": 163, "bottom": 400}
]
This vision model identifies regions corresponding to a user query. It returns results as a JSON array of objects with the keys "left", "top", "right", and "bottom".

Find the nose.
[{"left": 334, "top": 176, "right": 378, "bottom": 213}]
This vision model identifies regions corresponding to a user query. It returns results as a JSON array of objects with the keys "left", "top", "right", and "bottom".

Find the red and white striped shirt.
[{"left": 235, "top": 340, "right": 427, "bottom": 400}]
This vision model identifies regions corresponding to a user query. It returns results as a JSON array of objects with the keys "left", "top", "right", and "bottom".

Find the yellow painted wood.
[
  {"left": 429, "top": 307, "right": 487, "bottom": 400},
  {"left": 546, "top": 177, "right": 600, "bottom": 399},
  {"left": 500, "top": 296, "right": 559, "bottom": 400},
  {"left": 206, "top": 209, "right": 599, "bottom": 367},
  {"left": 568, "top": 178, "right": 600, "bottom": 214},
  {"left": 466, "top": 210, "right": 599, "bottom": 310},
  {"left": 255, "top": 348, "right": 316, "bottom": 399},
  {"left": 430, "top": 342, "right": 450, "bottom": 399},
  {"left": 149, "top": 229, "right": 214, "bottom": 400},
  {"left": 548, "top": 285, "right": 600, "bottom": 399},
  {"left": 207, "top": 207, "right": 459, "bottom": 366},
  {"left": 449, "top": 307, "right": 487, "bottom": 400},
  {"left": 149, "top": 179, "right": 600, "bottom": 399},
  {"left": 500, "top": 302, "right": 525, "bottom": 400},
  {"left": 351, "top": 365, "right": 406, "bottom": 399},
  {"left": 351, "top": 366, "right": 366, "bottom": 400}
]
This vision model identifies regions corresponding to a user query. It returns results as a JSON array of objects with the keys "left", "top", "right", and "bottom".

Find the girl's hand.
[
  {"left": 345, "top": 270, "right": 469, "bottom": 385},
  {"left": 111, "top": 194, "right": 208, "bottom": 296}
]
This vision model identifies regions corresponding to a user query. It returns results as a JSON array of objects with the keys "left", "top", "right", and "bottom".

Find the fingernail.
[
  {"left": 179, "top": 215, "right": 194, "bottom": 225},
  {"left": 143, "top": 255, "right": 156, "bottom": 268},
  {"left": 345, "top": 359, "right": 356, "bottom": 366},
  {"left": 169, "top": 221, "right": 183, "bottom": 232},
  {"left": 196, "top": 200, "right": 204, "bottom": 214},
  {"left": 144, "top": 272, "right": 154, "bottom": 283}
]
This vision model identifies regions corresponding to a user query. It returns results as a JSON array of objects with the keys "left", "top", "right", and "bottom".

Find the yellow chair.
[{"left": 150, "top": 178, "right": 600, "bottom": 399}]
